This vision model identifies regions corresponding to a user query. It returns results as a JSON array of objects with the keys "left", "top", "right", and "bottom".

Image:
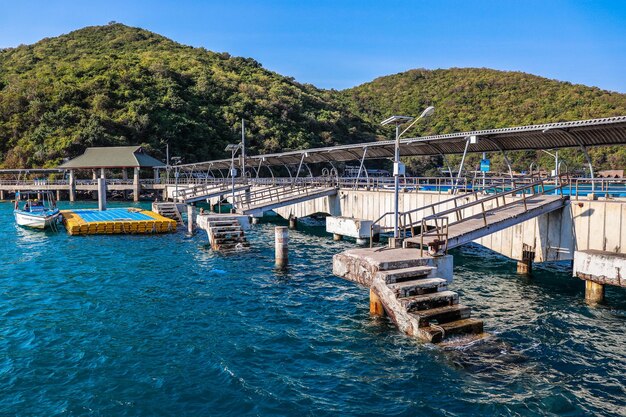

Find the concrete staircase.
[
  {"left": 152, "top": 202, "right": 184, "bottom": 225},
  {"left": 207, "top": 218, "right": 250, "bottom": 252},
  {"left": 371, "top": 262, "right": 483, "bottom": 343},
  {"left": 333, "top": 248, "right": 484, "bottom": 343}
]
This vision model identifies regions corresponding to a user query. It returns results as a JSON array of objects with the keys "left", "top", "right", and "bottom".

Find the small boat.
[{"left": 13, "top": 191, "right": 61, "bottom": 230}]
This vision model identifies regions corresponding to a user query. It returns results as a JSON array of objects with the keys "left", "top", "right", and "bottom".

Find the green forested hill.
[
  {"left": 0, "top": 23, "right": 373, "bottom": 168},
  {"left": 1, "top": 24, "right": 626, "bottom": 173},
  {"left": 343, "top": 68, "right": 626, "bottom": 173}
]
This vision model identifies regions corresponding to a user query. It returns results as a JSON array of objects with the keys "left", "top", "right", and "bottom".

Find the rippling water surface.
[{"left": 0, "top": 201, "right": 625, "bottom": 416}]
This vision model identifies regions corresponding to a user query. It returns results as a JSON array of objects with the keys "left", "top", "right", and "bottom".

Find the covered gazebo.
[{"left": 59, "top": 146, "right": 163, "bottom": 204}]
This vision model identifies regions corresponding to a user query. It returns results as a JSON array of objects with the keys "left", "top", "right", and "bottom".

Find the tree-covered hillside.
[
  {"left": 343, "top": 68, "right": 626, "bottom": 173},
  {"left": 1, "top": 24, "right": 625, "bottom": 173},
  {"left": 0, "top": 23, "right": 373, "bottom": 168}
]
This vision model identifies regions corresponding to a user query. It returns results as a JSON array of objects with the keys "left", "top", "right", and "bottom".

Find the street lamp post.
[
  {"left": 381, "top": 106, "right": 434, "bottom": 246},
  {"left": 225, "top": 143, "right": 242, "bottom": 213}
]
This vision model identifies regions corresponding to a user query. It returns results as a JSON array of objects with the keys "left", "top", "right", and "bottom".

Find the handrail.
[
  {"left": 410, "top": 174, "right": 571, "bottom": 253},
  {"left": 370, "top": 174, "right": 571, "bottom": 247}
]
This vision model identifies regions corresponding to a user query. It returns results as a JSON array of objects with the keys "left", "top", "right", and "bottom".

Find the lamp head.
[{"left": 420, "top": 106, "right": 435, "bottom": 119}]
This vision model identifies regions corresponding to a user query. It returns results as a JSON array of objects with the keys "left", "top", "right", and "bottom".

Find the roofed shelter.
[{"left": 59, "top": 146, "right": 164, "bottom": 203}]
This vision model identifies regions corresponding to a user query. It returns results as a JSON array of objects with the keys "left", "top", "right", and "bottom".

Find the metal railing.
[
  {"left": 234, "top": 180, "right": 337, "bottom": 212},
  {"left": 370, "top": 174, "right": 571, "bottom": 248}
]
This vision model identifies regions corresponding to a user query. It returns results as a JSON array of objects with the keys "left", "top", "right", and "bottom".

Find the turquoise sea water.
[{"left": 0, "top": 200, "right": 625, "bottom": 416}]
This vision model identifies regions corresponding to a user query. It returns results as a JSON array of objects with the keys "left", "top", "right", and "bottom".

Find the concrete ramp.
[
  {"left": 235, "top": 184, "right": 337, "bottom": 216},
  {"left": 405, "top": 194, "right": 567, "bottom": 250},
  {"left": 173, "top": 183, "right": 250, "bottom": 203}
]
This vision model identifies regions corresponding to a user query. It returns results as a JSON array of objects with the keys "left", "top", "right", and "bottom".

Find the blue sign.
[{"left": 480, "top": 159, "right": 491, "bottom": 172}]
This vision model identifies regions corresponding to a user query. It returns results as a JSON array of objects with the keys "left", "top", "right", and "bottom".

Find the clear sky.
[{"left": 0, "top": 0, "right": 625, "bottom": 92}]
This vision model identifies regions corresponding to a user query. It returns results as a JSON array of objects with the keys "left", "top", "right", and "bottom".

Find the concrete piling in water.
[
  {"left": 56, "top": 190, "right": 61, "bottom": 202},
  {"left": 251, "top": 217, "right": 260, "bottom": 225},
  {"left": 0, "top": 189, "right": 4, "bottom": 200},
  {"left": 275, "top": 226, "right": 288, "bottom": 269},
  {"left": 333, "top": 233, "right": 343, "bottom": 241},
  {"left": 97, "top": 178, "right": 107, "bottom": 211},
  {"left": 288, "top": 216, "right": 298, "bottom": 230},
  {"left": 369, "top": 288, "right": 385, "bottom": 316},
  {"left": 187, "top": 205, "right": 195, "bottom": 235},
  {"left": 585, "top": 280, "right": 604, "bottom": 304},
  {"left": 517, "top": 244, "right": 534, "bottom": 275},
  {"left": 69, "top": 170, "right": 76, "bottom": 202}
]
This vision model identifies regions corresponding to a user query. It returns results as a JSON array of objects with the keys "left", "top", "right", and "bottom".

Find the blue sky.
[{"left": 0, "top": 0, "right": 625, "bottom": 92}]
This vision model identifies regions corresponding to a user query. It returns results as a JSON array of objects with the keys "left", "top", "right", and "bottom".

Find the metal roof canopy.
[
  {"left": 59, "top": 146, "right": 164, "bottom": 169},
  {"left": 175, "top": 116, "right": 626, "bottom": 171}
]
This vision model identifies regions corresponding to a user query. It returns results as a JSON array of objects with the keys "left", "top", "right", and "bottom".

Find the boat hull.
[{"left": 14, "top": 210, "right": 61, "bottom": 230}]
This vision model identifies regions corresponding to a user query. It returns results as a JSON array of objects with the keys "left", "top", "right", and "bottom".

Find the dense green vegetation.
[
  {"left": 0, "top": 23, "right": 373, "bottom": 168},
  {"left": 343, "top": 68, "right": 626, "bottom": 174},
  {"left": 1, "top": 23, "right": 625, "bottom": 174}
]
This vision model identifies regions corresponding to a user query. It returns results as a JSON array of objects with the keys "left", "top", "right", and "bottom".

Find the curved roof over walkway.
[{"left": 177, "top": 115, "right": 626, "bottom": 171}]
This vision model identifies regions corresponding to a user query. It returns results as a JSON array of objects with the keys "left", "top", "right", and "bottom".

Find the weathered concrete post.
[
  {"left": 251, "top": 216, "right": 260, "bottom": 225},
  {"left": 585, "top": 280, "right": 605, "bottom": 304},
  {"left": 187, "top": 204, "right": 195, "bottom": 235},
  {"left": 97, "top": 169, "right": 107, "bottom": 211},
  {"left": 275, "top": 226, "right": 288, "bottom": 269},
  {"left": 0, "top": 189, "right": 5, "bottom": 200},
  {"left": 288, "top": 216, "right": 298, "bottom": 230},
  {"left": 91, "top": 169, "right": 98, "bottom": 200},
  {"left": 122, "top": 168, "right": 129, "bottom": 200},
  {"left": 56, "top": 190, "right": 61, "bottom": 202},
  {"left": 133, "top": 167, "right": 140, "bottom": 202},
  {"left": 369, "top": 288, "right": 385, "bottom": 316},
  {"left": 69, "top": 170, "right": 76, "bottom": 202},
  {"left": 517, "top": 244, "right": 534, "bottom": 275},
  {"left": 333, "top": 233, "right": 343, "bottom": 241}
]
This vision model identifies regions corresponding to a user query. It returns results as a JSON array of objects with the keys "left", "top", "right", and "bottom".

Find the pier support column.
[
  {"left": 69, "top": 170, "right": 76, "bottom": 202},
  {"left": 251, "top": 217, "right": 260, "bottom": 225},
  {"left": 388, "top": 237, "right": 403, "bottom": 249},
  {"left": 122, "top": 169, "right": 129, "bottom": 200},
  {"left": 0, "top": 189, "right": 4, "bottom": 200},
  {"left": 288, "top": 216, "right": 298, "bottom": 230},
  {"left": 517, "top": 244, "right": 534, "bottom": 275},
  {"left": 92, "top": 170, "right": 98, "bottom": 200},
  {"left": 585, "top": 280, "right": 605, "bottom": 304},
  {"left": 187, "top": 205, "right": 195, "bottom": 235},
  {"left": 275, "top": 226, "right": 288, "bottom": 269},
  {"left": 333, "top": 233, "right": 343, "bottom": 241},
  {"left": 369, "top": 288, "right": 385, "bottom": 316},
  {"left": 56, "top": 190, "right": 61, "bottom": 202},
  {"left": 97, "top": 175, "right": 107, "bottom": 211},
  {"left": 133, "top": 168, "right": 140, "bottom": 202}
]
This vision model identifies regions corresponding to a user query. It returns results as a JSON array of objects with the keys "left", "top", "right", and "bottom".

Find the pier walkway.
[
  {"left": 171, "top": 182, "right": 250, "bottom": 204},
  {"left": 401, "top": 177, "right": 569, "bottom": 252},
  {"left": 234, "top": 183, "right": 338, "bottom": 217}
]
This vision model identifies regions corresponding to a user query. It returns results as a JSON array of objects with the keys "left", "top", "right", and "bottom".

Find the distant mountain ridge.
[{"left": 1, "top": 23, "right": 625, "bottom": 171}]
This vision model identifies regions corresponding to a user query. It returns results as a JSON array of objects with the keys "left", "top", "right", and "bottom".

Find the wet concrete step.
[
  {"left": 440, "top": 318, "right": 484, "bottom": 338},
  {"left": 387, "top": 278, "right": 448, "bottom": 297},
  {"left": 399, "top": 290, "right": 459, "bottom": 312},
  {"left": 410, "top": 304, "right": 471, "bottom": 327},
  {"left": 212, "top": 230, "right": 243, "bottom": 235},
  {"left": 213, "top": 237, "right": 247, "bottom": 243},
  {"left": 419, "top": 318, "right": 483, "bottom": 343},
  {"left": 376, "top": 266, "right": 436, "bottom": 284}
]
